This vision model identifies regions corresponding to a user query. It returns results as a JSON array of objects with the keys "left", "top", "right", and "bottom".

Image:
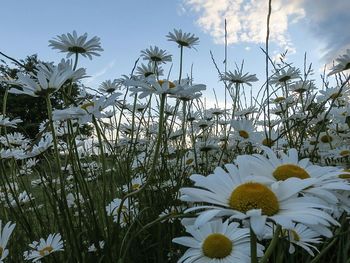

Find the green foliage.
[{"left": 0, "top": 55, "right": 93, "bottom": 138}]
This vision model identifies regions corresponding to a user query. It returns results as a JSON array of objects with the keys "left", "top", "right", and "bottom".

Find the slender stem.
[
  {"left": 0, "top": 87, "right": 9, "bottom": 136},
  {"left": 178, "top": 46, "right": 183, "bottom": 82},
  {"left": 73, "top": 52, "right": 79, "bottom": 70},
  {"left": 250, "top": 228, "right": 258, "bottom": 263},
  {"left": 260, "top": 225, "right": 281, "bottom": 263},
  {"left": 115, "top": 94, "right": 167, "bottom": 250},
  {"left": 265, "top": 0, "right": 273, "bottom": 142},
  {"left": 46, "top": 94, "right": 82, "bottom": 261},
  {"left": 150, "top": 94, "right": 166, "bottom": 176}
]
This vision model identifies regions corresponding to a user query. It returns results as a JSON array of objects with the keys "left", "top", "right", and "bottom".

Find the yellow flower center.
[
  {"left": 274, "top": 96, "right": 286, "bottom": 103},
  {"left": 239, "top": 130, "right": 249, "bottom": 139},
  {"left": 339, "top": 169, "right": 350, "bottom": 179},
  {"left": 80, "top": 102, "right": 95, "bottom": 110},
  {"left": 229, "top": 182, "right": 279, "bottom": 216},
  {"left": 68, "top": 46, "right": 87, "bottom": 53},
  {"left": 39, "top": 246, "right": 54, "bottom": 256},
  {"left": 202, "top": 233, "right": 232, "bottom": 259},
  {"left": 158, "top": 80, "right": 176, "bottom": 88},
  {"left": 279, "top": 76, "right": 291, "bottom": 82},
  {"left": 132, "top": 183, "right": 141, "bottom": 191},
  {"left": 273, "top": 164, "right": 310, "bottom": 181},
  {"left": 186, "top": 158, "right": 194, "bottom": 165},
  {"left": 340, "top": 150, "right": 350, "bottom": 157},
  {"left": 330, "top": 93, "right": 342, "bottom": 100},
  {"left": 320, "top": 135, "right": 333, "bottom": 143},
  {"left": 151, "top": 55, "right": 163, "bottom": 62},
  {"left": 282, "top": 229, "right": 300, "bottom": 241},
  {"left": 262, "top": 138, "right": 274, "bottom": 147},
  {"left": 176, "top": 40, "right": 190, "bottom": 47},
  {"left": 290, "top": 230, "right": 300, "bottom": 241}
]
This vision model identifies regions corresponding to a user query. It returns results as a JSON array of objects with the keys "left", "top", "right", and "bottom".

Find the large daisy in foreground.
[
  {"left": 173, "top": 219, "right": 264, "bottom": 263},
  {"left": 180, "top": 163, "right": 338, "bottom": 237},
  {"left": 236, "top": 147, "right": 350, "bottom": 205}
]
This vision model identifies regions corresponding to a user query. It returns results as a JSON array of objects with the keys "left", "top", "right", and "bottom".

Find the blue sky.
[{"left": 2, "top": 0, "right": 349, "bottom": 107}]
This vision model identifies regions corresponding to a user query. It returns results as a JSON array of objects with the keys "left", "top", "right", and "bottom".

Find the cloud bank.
[
  {"left": 183, "top": 0, "right": 350, "bottom": 61},
  {"left": 301, "top": 0, "right": 350, "bottom": 61}
]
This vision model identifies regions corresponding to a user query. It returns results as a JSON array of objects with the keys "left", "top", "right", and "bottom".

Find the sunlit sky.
[{"left": 2, "top": 0, "right": 349, "bottom": 107}]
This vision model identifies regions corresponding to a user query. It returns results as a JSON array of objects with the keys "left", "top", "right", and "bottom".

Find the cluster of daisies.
[
  {"left": 173, "top": 147, "right": 350, "bottom": 262},
  {"left": 0, "top": 26, "right": 349, "bottom": 262}
]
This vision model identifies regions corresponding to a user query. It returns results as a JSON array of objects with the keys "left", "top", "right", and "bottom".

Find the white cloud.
[
  {"left": 183, "top": 0, "right": 350, "bottom": 63},
  {"left": 300, "top": 0, "right": 350, "bottom": 62},
  {"left": 183, "top": 0, "right": 305, "bottom": 51}
]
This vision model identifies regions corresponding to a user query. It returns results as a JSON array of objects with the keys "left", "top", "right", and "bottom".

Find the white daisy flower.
[
  {"left": 126, "top": 77, "right": 178, "bottom": 99},
  {"left": 28, "top": 133, "right": 53, "bottom": 157},
  {"left": 221, "top": 70, "right": 258, "bottom": 87},
  {"left": 180, "top": 163, "right": 338, "bottom": 237},
  {"left": 0, "top": 221, "right": 16, "bottom": 263},
  {"left": 49, "top": 30, "right": 103, "bottom": 59},
  {"left": 98, "top": 79, "right": 120, "bottom": 94},
  {"left": 166, "top": 29, "right": 199, "bottom": 49},
  {"left": 8, "top": 61, "right": 86, "bottom": 97},
  {"left": 264, "top": 223, "right": 321, "bottom": 256},
  {"left": 316, "top": 131, "right": 341, "bottom": 152},
  {"left": 106, "top": 197, "right": 137, "bottom": 227},
  {"left": 230, "top": 119, "right": 259, "bottom": 144},
  {"left": 23, "top": 233, "right": 64, "bottom": 262},
  {"left": 0, "top": 115, "right": 22, "bottom": 128},
  {"left": 140, "top": 46, "right": 172, "bottom": 64},
  {"left": 328, "top": 49, "right": 350, "bottom": 76},
  {"left": 88, "top": 241, "right": 105, "bottom": 252},
  {"left": 289, "top": 80, "right": 316, "bottom": 94},
  {"left": 255, "top": 130, "right": 286, "bottom": 149},
  {"left": 170, "top": 82, "right": 206, "bottom": 101},
  {"left": 122, "top": 175, "right": 145, "bottom": 192},
  {"left": 136, "top": 63, "right": 164, "bottom": 78},
  {"left": 173, "top": 219, "right": 263, "bottom": 262},
  {"left": 270, "top": 67, "right": 300, "bottom": 86},
  {"left": 0, "top": 132, "right": 29, "bottom": 147},
  {"left": 317, "top": 86, "right": 350, "bottom": 103},
  {"left": 236, "top": 147, "right": 350, "bottom": 206},
  {"left": 328, "top": 145, "right": 350, "bottom": 159}
]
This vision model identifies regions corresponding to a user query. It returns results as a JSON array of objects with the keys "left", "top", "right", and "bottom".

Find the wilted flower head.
[{"left": 49, "top": 30, "right": 103, "bottom": 59}]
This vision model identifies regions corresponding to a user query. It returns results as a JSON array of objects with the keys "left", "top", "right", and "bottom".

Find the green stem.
[
  {"left": 250, "top": 228, "right": 258, "bottom": 263},
  {"left": 73, "top": 52, "right": 79, "bottom": 70},
  {"left": 0, "top": 87, "right": 9, "bottom": 136},
  {"left": 260, "top": 225, "right": 281, "bottom": 263},
  {"left": 179, "top": 46, "right": 183, "bottom": 82},
  {"left": 150, "top": 94, "right": 166, "bottom": 176},
  {"left": 46, "top": 95, "right": 82, "bottom": 261}
]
